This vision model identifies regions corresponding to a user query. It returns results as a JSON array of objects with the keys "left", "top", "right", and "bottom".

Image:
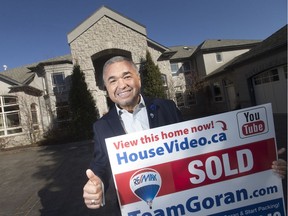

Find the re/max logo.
[{"left": 132, "top": 174, "right": 157, "bottom": 186}]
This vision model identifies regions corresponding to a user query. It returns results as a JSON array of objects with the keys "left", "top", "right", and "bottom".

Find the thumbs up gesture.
[{"left": 83, "top": 169, "right": 104, "bottom": 209}]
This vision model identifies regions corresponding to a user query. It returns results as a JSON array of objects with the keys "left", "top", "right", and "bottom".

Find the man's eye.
[
  {"left": 109, "top": 80, "right": 116, "bottom": 84},
  {"left": 124, "top": 75, "right": 131, "bottom": 79}
]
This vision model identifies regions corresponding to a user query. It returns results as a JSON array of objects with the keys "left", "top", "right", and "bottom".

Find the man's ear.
[{"left": 138, "top": 78, "right": 141, "bottom": 87}]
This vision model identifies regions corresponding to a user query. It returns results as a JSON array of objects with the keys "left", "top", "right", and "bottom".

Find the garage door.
[{"left": 253, "top": 66, "right": 287, "bottom": 114}]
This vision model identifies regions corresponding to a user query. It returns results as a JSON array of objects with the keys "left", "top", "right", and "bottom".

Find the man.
[
  {"left": 83, "top": 56, "right": 287, "bottom": 213},
  {"left": 83, "top": 56, "right": 182, "bottom": 213}
]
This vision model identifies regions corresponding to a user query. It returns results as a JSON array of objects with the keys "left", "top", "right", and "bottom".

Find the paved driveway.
[{"left": 0, "top": 141, "right": 118, "bottom": 216}]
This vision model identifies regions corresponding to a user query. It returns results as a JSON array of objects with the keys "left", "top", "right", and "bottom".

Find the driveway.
[{"left": 0, "top": 141, "right": 118, "bottom": 216}]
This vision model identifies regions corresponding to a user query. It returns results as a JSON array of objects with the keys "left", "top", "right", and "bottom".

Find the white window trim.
[
  {"left": 170, "top": 63, "right": 179, "bottom": 74},
  {"left": 51, "top": 72, "right": 66, "bottom": 94},
  {"left": 0, "top": 95, "right": 23, "bottom": 136}
]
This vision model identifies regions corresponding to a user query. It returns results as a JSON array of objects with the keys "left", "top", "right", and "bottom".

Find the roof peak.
[{"left": 67, "top": 6, "right": 147, "bottom": 44}]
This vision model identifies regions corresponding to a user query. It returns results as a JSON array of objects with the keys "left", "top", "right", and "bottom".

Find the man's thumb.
[{"left": 86, "top": 169, "right": 97, "bottom": 181}]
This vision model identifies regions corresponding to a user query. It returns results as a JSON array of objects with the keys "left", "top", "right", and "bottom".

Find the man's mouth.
[{"left": 117, "top": 90, "right": 132, "bottom": 98}]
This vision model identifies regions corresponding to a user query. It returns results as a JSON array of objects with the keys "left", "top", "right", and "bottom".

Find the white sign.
[{"left": 106, "top": 103, "right": 286, "bottom": 216}]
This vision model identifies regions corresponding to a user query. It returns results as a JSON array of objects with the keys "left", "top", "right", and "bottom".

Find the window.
[
  {"left": 0, "top": 115, "right": 3, "bottom": 136},
  {"left": 0, "top": 96, "right": 22, "bottom": 136},
  {"left": 213, "top": 82, "right": 223, "bottom": 102},
  {"left": 182, "top": 62, "right": 191, "bottom": 72},
  {"left": 170, "top": 63, "right": 179, "bottom": 74},
  {"left": 175, "top": 90, "right": 196, "bottom": 108},
  {"left": 52, "top": 72, "right": 66, "bottom": 94},
  {"left": 253, "top": 69, "right": 279, "bottom": 85},
  {"left": 175, "top": 92, "right": 184, "bottom": 107},
  {"left": 161, "top": 74, "right": 167, "bottom": 87},
  {"left": 216, "top": 53, "right": 223, "bottom": 63},
  {"left": 31, "top": 104, "right": 39, "bottom": 130},
  {"left": 186, "top": 90, "right": 196, "bottom": 105},
  {"left": 56, "top": 102, "right": 70, "bottom": 127}
]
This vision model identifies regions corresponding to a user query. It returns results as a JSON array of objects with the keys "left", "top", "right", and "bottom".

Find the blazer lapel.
[
  {"left": 145, "top": 98, "right": 159, "bottom": 129},
  {"left": 106, "top": 107, "right": 126, "bottom": 135}
]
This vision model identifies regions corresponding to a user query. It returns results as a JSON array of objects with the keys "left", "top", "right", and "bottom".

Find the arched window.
[{"left": 0, "top": 95, "right": 22, "bottom": 136}]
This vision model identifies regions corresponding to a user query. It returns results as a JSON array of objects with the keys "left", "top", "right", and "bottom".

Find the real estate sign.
[{"left": 105, "top": 103, "right": 286, "bottom": 216}]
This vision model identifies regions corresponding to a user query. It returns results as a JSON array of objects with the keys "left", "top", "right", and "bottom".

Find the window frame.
[
  {"left": 185, "top": 90, "right": 197, "bottom": 106},
  {"left": 30, "top": 103, "right": 39, "bottom": 131},
  {"left": 161, "top": 74, "right": 167, "bottom": 87},
  {"left": 253, "top": 69, "right": 280, "bottom": 85},
  {"left": 175, "top": 92, "right": 185, "bottom": 108},
  {"left": 0, "top": 95, "right": 23, "bottom": 136},
  {"left": 212, "top": 82, "right": 223, "bottom": 102},
  {"left": 51, "top": 72, "right": 66, "bottom": 94},
  {"left": 55, "top": 101, "right": 70, "bottom": 125},
  {"left": 170, "top": 63, "right": 179, "bottom": 74}
]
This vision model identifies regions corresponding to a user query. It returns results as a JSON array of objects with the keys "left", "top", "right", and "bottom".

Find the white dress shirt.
[{"left": 116, "top": 95, "right": 150, "bottom": 133}]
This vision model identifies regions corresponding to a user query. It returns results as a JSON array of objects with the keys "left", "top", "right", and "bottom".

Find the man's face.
[{"left": 103, "top": 61, "right": 141, "bottom": 111}]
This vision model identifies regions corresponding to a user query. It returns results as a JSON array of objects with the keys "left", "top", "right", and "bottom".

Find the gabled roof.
[
  {"left": 67, "top": 6, "right": 147, "bottom": 44},
  {"left": 28, "top": 54, "right": 72, "bottom": 69},
  {"left": 228, "top": 25, "right": 287, "bottom": 67},
  {"left": 158, "top": 45, "right": 197, "bottom": 61},
  {"left": 196, "top": 39, "right": 261, "bottom": 53},
  {"left": 205, "top": 25, "right": 287, "bottom": 78},
  {"left": 0, "top": 54, "right": 72, "bottom": 85},
  {"left": 147, "top": 38, "right": 169, "bottom": 52},
  {"left": 0, "top": 64, "right": 36, "bottom": 85},
  {"left": 169, "top": 46, "right": 197, "bottom": 59},
  {"left": 35, "top": 54, "right": 72, "bottom": 66}
]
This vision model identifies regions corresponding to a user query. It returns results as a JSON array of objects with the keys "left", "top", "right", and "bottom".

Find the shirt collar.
[{"left": 116, "top": 95, "right": 146, "bottom": 116}]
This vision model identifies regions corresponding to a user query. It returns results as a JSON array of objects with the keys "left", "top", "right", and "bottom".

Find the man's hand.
[
  {"left": 272, "top": 148, "right": 287, "bottom": 179},
  {"left": 83, "top": 169, "right": 103, "bottom": 209}
]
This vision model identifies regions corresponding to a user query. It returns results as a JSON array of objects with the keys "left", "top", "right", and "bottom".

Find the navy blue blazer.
[{"left": 89, "top": 97, "right": 183, "bottom": 190}]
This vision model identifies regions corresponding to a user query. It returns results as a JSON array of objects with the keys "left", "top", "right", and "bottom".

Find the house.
[
  {"left": 199, "top": 25, "right": 287, "bottom": 116},
  {"left": 186, "top": 39, "right": 261, "bottom": 117},
  {"left": 0, "top": 6, "right": 286, "bottom": 148},
  {"left": 158, "top": 39, "right": 262, "bottom": 118},
  {"left": 0, "top": 55, "right": 73, "bottom": 148}
]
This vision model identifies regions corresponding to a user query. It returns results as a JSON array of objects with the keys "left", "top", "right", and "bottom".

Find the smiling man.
[{"left": 83, "top": 56, "right": 183, "bottom": 215}]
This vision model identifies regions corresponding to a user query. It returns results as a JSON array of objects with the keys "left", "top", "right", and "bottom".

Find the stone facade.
[{"left": 68, "top": 9, "right": 172, "bottom": 115}]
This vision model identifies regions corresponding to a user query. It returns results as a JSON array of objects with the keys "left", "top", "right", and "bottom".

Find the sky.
[{"left": 0, "top": 0, "right": 287, "bottom": 70}]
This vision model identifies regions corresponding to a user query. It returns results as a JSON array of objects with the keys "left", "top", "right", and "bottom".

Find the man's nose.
[{"left": 117, "top": 78, "right": 127, "bottom": 88}]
